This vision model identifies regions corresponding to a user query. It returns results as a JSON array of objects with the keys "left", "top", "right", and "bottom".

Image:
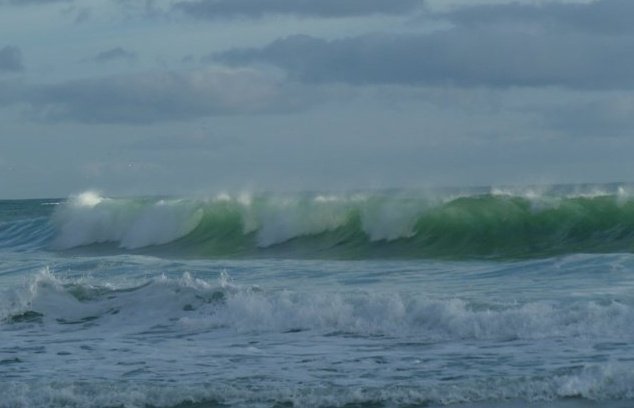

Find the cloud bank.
[
  {"left": 211, "top": 0, "right": 634, "bottom": 90},
  {"left": 2, "top": 0, "right": 70, "bottom": 5},
  {"left": 216, "top": 30, "right": 634, "bottom": 89},
  {"left": 7, "top": 69, "right": 306, "bottom": 123}
]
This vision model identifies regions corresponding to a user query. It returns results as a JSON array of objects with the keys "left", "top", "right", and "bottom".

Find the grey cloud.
[
  {"left": 7, "top": 69, "right": 309, "bottom": 124},
  {"left": 112, "top": 0, "right": 166, "bottom": 19},
  {"left": 446, "top": 0, "right": 634, "bottom": 35},
  {"left": 211, "top": 0, "right": 634, "bottom": 89},
  {"left": 0, "top": 46, "right": 23, "bottom": 72},
  {"left": 173, "top": 0, "right": 422, "bottom": 19},
  {"left": 72, "top": 8, "right": 91, "bottom": 23},
  {"left": 92, "top": 47, "right": 137, "bottom": 64},
  {"left": 3, "top": 0, "right": 70, "bottom": 5},
  {"left": 215, "top": 31, "right": 634, "bottom": 89}
]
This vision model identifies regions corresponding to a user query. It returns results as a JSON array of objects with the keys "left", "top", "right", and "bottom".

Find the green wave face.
[
  {"left": 409, "top": 195, "right": 634, "bottom": 258},
  {"left": 45, "top": 187, "right": 634, "bottom": 260}
]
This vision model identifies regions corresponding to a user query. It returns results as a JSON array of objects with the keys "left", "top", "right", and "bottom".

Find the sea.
[{"left": 3, "top": 184, "right": 634, "bottom": 407}]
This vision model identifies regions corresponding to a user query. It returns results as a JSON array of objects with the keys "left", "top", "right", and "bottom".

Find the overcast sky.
[{"left": 1, "top": 0, "right": 632, "bottom": 198}]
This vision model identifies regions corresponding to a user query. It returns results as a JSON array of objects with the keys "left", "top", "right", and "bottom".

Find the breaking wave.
[
  {"left": 4, "top": 269, "right": 634, "bottom": 340},
  {"left": 6, "top": 185, "right": 634, "bottom": 259}
]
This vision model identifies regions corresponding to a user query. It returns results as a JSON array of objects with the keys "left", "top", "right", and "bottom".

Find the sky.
[{"left": 1, "top": 0, "right": 633, "bottom": 198}]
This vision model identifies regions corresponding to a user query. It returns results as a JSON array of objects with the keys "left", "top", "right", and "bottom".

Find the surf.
[{"left": 5, "top": 268, "right": 634, "bottom": 341}]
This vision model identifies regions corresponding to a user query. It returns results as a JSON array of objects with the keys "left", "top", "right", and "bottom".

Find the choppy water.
[{"left": 3, "top": 186, "right": 634, "bottom": 407}]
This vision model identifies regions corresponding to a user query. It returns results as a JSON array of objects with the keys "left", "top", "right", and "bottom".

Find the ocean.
[{"left": 3, "top": 184, "right": 634, "bottom": 407}]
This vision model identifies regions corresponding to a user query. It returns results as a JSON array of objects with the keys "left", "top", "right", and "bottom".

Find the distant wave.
[{"left": 5, "top": 186, "right": 634, "bottom": 259}]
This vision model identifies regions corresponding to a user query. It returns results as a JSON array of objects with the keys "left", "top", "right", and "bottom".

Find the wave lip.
[{"left": 42, "top": 186, "right": 634, "bottom": 259}]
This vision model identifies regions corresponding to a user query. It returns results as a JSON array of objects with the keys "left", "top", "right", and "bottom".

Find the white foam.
[
  {"left": 71, "top": 191, "right": 104, "bottom": 208},
  {"left": 51, "top": 195, "right": 204, "bottom": 250},
  {"left": 360, "top": 198, "right": 421, "bottom": 241},
  {"left": 8, "top": 270, "right": 634, "bottom": 341},
  {"left": 186, "top": 292, "right": 634, "bottom": 340},
  {"left": 119, "top": 200, "right": 203, "bottom": 249},
  {"left": 253, "top": 197, "right": 351, "bottom": 247},
  {"left": 252, "top": 194, "right": 425, "bottom": 245},
  {"left": 491, "top": 186, "right": 546, "bottom": 200}
]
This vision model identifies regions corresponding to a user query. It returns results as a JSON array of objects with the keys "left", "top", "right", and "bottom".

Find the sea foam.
[{"left": 5, "top": 269, "right": 634, "bottom": 341}]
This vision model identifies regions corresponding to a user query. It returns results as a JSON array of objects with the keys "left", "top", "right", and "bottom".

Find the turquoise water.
[{"left": 3, "top": 186, "right": 634, "bottom": 407}]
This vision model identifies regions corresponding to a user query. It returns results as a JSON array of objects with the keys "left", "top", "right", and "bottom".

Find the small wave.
[{"left": 4, "top": 269, "right": 634, "bottom": 341}]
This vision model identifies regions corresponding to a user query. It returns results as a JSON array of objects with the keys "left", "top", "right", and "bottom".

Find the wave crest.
[{"left": 51, "top": 193, "right": 205, "bottom": 250}]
